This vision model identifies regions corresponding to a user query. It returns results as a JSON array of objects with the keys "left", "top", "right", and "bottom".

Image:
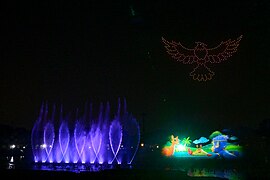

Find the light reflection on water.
[
  {"left": 187, "top": 167, "right": 244, "bottom": 180},
  {"left": 5, "top": 159, "right": 246, "bottom": 179},
  {"left": 32, "top": 163, "right": 132, "bottom": 172},
  {"left": 5, "top": 160, "right": 132, "bottom": 173}
]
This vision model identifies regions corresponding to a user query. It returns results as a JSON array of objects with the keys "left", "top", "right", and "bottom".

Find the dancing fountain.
[{"left": 31, "top": 98, "right": 140, "bottom": 171}]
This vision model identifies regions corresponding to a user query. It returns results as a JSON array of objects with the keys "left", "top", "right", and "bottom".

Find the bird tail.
[{"left": 190, "top": 64, "right": 215, "bottom": 81}]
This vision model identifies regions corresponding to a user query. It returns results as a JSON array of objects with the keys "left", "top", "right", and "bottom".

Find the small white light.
[
  {"left": 40, "top": 144, "right": 47, "bottom": 149},
  {"left": 10, "top": 156, "right": 14, "bottom": 162}
]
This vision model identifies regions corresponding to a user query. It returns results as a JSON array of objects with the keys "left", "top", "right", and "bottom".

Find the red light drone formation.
[{"left": 162, "top": 35, "right": 243, "bottom": 81}]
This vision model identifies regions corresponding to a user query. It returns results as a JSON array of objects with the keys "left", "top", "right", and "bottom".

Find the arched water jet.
[
  {"left": 31, "top": 99, "right": 140, "bottom": 165},
  {"left": 43, "top": 122, "right": 55, "bottom": 163},
  {"left": 109, "top": 119, "right": 122, "bottom": 164},
  {"left": 58, "top": 122, "right": 70, "bottom": 163}
]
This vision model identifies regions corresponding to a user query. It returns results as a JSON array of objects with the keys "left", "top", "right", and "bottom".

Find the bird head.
[{"left": 195, "top": 42, "right": 207, "bottom": 49}]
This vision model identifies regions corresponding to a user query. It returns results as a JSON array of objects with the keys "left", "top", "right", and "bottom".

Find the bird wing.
[
  {"left": 162, "top": 37, "right": 195, "bottom": 64},
  {"left": 207, "top": 35, "right": 243, "bottom": 63}
]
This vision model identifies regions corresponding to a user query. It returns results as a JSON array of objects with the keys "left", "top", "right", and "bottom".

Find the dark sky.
[{"left": 1, "top": 1, "right": 270, "bottom": 138}]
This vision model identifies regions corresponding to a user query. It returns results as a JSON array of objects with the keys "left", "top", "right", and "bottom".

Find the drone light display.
[{"left": 162, "top": 35, "right": 243, "bottom": 81}]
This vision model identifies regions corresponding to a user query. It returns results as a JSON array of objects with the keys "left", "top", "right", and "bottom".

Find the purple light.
[
  {"left": 109, "top": 119, "right": 122, "bottom": 164},
  {"left": 31, "top": 99, "right": 140, "bottom": 165},
  {"left": 59, "top": 122, "right": 70, "bottom": 163},
  {"left": 43, "top": 122, "right": 55, "bottom": 163}
]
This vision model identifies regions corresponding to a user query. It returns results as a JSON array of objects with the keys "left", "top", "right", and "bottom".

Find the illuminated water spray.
[{"left": 31, "top": 98, "right": 140, "bottom": 165}]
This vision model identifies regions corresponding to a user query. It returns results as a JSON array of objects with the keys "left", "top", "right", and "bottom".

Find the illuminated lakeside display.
[
  {"left": 162, "top": 35, "right": 243, "bottom": 81},
  {"left": 31, "top": 99, "right": 140, "bottom": 165},
  {"left": 162, "top": 130, "right": 243, "bottom": 159}
]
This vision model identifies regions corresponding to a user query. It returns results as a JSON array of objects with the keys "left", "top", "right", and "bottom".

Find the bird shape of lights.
[{"left": 162, "top": 35, "right": 243, "bottom": 81}]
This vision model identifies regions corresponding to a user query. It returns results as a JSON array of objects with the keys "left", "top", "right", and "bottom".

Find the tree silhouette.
[{"left": 182, "top": 137, "right": 192, "bottom": 147}]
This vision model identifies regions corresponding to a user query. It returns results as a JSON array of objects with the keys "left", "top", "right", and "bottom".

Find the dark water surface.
[{"left": 1, "top": 150, "right": 269, "bottom": 179}]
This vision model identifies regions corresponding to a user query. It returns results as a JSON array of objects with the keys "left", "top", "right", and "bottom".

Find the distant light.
[
  {"left": 10, "top": 144, "right": 16, "bottom": 149},
  {"left": 10, "top": 156, "right": 14, "bottom": 162},
  {"left": 156, "top": 145, "right": 159, "bottom": 149},
  {"left": 40, "top": 144, "right": 47, "bottom": 149},
  {"left": 34, "top": 156, "right": 38, "bottom": 163},
  {"left": 140, "top": 143, "right": 144, "bottom": 147}
]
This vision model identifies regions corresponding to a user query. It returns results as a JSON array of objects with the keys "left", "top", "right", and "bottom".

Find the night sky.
[{"left": 1, "top": 1, "right": 270, "bottom": 138}]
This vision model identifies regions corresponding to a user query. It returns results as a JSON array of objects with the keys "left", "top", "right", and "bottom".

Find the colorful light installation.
[
  {"left": 31, "top": 98, "right": 140, "bottom": 165},
  {"left": 162, "top": 35, "right": 243, "bottom": 81},
  {"left": 162, "top": 130, "right": 243, "bottom": 159}
]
